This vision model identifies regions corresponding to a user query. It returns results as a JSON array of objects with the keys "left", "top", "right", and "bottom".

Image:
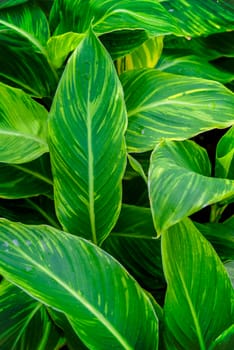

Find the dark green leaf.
[
  {"left": 0, "top": 0, "right": 28, "bottom": 10},
  {"left": 209, "top": 324, "right": 234, "bottom": 350},
  {"left": 48, "top": 30, "right": 127, "bottom": 245},
  {"left": 0, "top": 219, "right": 159, "bottom": 350}
]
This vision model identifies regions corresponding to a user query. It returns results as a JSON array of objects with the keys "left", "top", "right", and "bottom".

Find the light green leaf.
[
  {"left": 209, "top": 324, "right": 234, "bottom": 350},
  {"left": 0, "top": 21, "right": 58, "bottom": 97},
  {"left": 148, "top": 140, "right": 234, "bottom": 234},
  {"left": 0, "top": 2, "right": 49, "bottom": 45},
  {"left": 157, "top": 54, "right": 234, "bottom": 83},
  {"left": 49, "top": 0, "right": 180, "bottom": 36},
  {"left": 116, "top": 36, "right": 163, "bottom": 74},
  {"left": 162, "top": 218, "right": 234, "bottom": 350},
  {"left": 0, "top": 280, "right": 61, "bottom": 350},
  {"left": 0, "top": 83, "right": 48, "bottom": 163},
  {"left": 0, "top": 219, "right": 159, "bottom": 350},
  {"left": 0, "top": 0, "right": 28, "bottom": 10},
  {"left": 0, "top": 155, "right": 52, "bottom": 199},
  {"left": 120, "top": 69, "right": 234, "bottom": 152},
  {"left": 216, "top": 126, "right": 234, "bottom": 179},
  {"left": 47, "top": 32, "right": 85, "bottom": 69},
  {"left": 127, "top": 154, "right": 147, "bottom": 184},
  {"left": 162, "top": 0, "right": 234, "bottom": 36},
  {"left": 48, "top": 30, "right": 127, "bottom": 245}
]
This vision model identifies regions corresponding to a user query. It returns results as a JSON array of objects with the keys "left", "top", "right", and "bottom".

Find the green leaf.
[
  {"left": 0, "top": 219, "right": 159, "bottom": 350},
  {"left": 225, "top": 261, "right": 234, "bottom": 289},
  {"left": 116, "top": 36, "right": 163, "bottom": 74},
  {"left": 120, "top": 69, "right": 234, "bottom": 152},
  {"left": 0, "top": 0, "right": 28, "bottom": 10},
  {"left": 216, "top": 126, "right": 234, "bottom": 179},
  {"left": 0, "top": 83, "right": 48, "bottom": 164},
  {"left": 148, "top": 140, "right": 234, "bottom": 234},
  {"left": 127, "top": 154, "right": 147, "bottom": 184},
  {"left": 209, "top": 324, "right": 234, "bottom": 350},
  {"left": 48, "top": 30, "right": 127, "bottom": 245},
  {"left": 0, "top": 155, "right": 52, "bottom": 199},
  {"left": 0, "top": 280, "right": 61, "bottom": 350},
  {"left": 49, "top": 0, "right": 180, "bottom": 36},
  {"left": 162, "top": 218, "right": 234, "bottom": 350},
  {"left": 0, "top": 2, "right": 50, "bottom": 45},
  {"left": 47, "top": 32, "right": 85, "bottom": 69},
  {"left": 157, "top": 54, "right": 234, "bottom": 83},
  {"left": 103, "top": 204, "right": 165, "bottom": 297},
  {"left": 194, "top": 221, "right": 234, "bottom": 261},
  {"left": 0, "top": 21, "right": 58, "bottom": 97},
  {"left": 162, "top": 0, "right": 234, "bottom": 36}
]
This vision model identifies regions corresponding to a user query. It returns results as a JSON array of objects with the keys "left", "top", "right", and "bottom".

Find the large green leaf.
[
  {"left": 0, "top": 280, "right": 62, "bottom": 350},
  {"left": 0, "top": 155, "right": 52, "bottom": 199},
  {"left": 0, "top": 21, "right": 58, "bottom": 97},
  {"left": 162, "top": 0, "right": 234, "bottom": 36},
  {"left": 0, "top": 0, "right": 28, "bottom": 10},
  {"left": 48, "top": 30, "right": 127, "bottom": 245},
  {"left": 0, "top": 2, "right": 49, "bottom": 45},
  {"left": 162, "top": 218, "right": 234, "bottom": 350},
  {"left": 49, "top": 0, "right": 180, "bottom": 36},
  {"left": 157, "top": 54, "right": 234, "bottom": 83},
  {"left": 148, "top": 140, "right": 234, "bottom": 234},
  {"left": 0, "top": 219, "right": 159, "bottom": 350},
  {"left": 215, "top": 126, "right": 234, "bottom": 179},
  {"left": 120, "top": 69, "right": 234, "bottom": 152},
  {"left": 0, "top": 83, "right": 48, "bottom": 163}
]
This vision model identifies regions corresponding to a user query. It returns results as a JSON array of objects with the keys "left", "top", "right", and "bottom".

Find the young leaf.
[
  {"left": 0, "top": 280, "right": 62, "bottom": 350},
  {"left": 162, "top": 218, "right": 234, "bottom": 350},
  {"left": 215, "top": 126, "right": 234, "bottom": 180},
  {"left": 0, "top": 219, "right": 159, "bottom": 350},
  {"left": 120, "top": 69, "right": 234, "bottom": 152},
  {"left": 148, "top": 140, "right": 234, "bottom": 234},
  {"left": 0, "top": 83, "right": 48, "bottom": 164},
  {"left": 48, "top": 30, "right": 127, "bottom": 245}
]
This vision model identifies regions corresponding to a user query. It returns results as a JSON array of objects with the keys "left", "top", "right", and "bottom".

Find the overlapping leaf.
[
  {"left": 49, "top": 0, "right": 180, "bottom": 36},
  {"left": 48, "top": 30, "right": 127, "bottom": 244},
  {"left": 0, "top": 83, "right": 48, "bottom": 163},
  {"left": 157, "top": 54, "right": 234, "bottom": 83},
  {"left": 216, "top": 126, "right": 234, "bottom": 179},
  {"left": 209, "top": 325, "right": 234, "bottom": 350},
  {"left": 162, "top": 218, "right": 234, "bottom": 350},
  {"left": 0, "top": 219, "right": 158, "bottom": 350},
  {"left": 162, "top": 0, "right": 234, "bottom": 36},
  {"left": 0, "top": 280, "right": 61, "bottom": 350},
  {"left": 120, "top": 69, "right": 234, "bottom": 152},
  {"left": 116, "top": 36, "right": 163, "bottom": 74},
  {"left": 0, "top": 0, "right": 27, "bottom": 10},
  {"left": 0, "top": 21, "right": 58, "bottom": 97},
  {"left": 0, "top": 155, "right": 52, "bottom": 199},
  {"left": 148, "top": 140, "right": 234, "bottom": 234},
  {"left": 0, "top": 2, "right": 49, "bottom": 45}
]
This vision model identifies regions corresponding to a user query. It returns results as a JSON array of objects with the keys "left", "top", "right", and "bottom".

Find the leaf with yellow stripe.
[
  {"left": 0, "top": 219, "right": 159, "bottom": 350},
  {"left": 116, "top": 36, "right": 163, "bottom": 74},
  {"left": 0, "top": 83, "right": 48, "bottom": 164},
  {"left": 120, "top": 69, "right": 234, "bottom": 152},
  {"left": 162, "top": 218, "right": 234, "bottom": 349},
  {"left": 48, "top": 30, "right": 127, "bottom": 245},
  {"left": 148, "top": 140, "right": 234, "bottom": 234}
]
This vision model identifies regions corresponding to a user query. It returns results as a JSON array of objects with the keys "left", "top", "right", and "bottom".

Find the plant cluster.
[{"left": 0, "top": 0, "right": 234, "bottom": 349}]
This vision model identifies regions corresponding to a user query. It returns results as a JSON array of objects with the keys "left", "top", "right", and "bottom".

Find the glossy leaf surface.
[
  {"left": 0, "top": 280, "right": 61, "bottom": 350},
  {"left": 216, "top": 126, "right": 234, "bottom": 179},
  {"left": 0, "top": 219, "right": 158, "bottom": 350},
  {"left": 48, "top": 30, "right": 127, "bottom": 244},
  {"left": 162, "top": 218, "right": 234, "bottom": 350},
  {"left": 0, "top": 83, "right": 48, "bottom": 163},
  {"left": 121, "top": 69, "right": 234, "bottom": 152},
  {"left": 148, "top": 140, "right": 234, "bottom": 234}
]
